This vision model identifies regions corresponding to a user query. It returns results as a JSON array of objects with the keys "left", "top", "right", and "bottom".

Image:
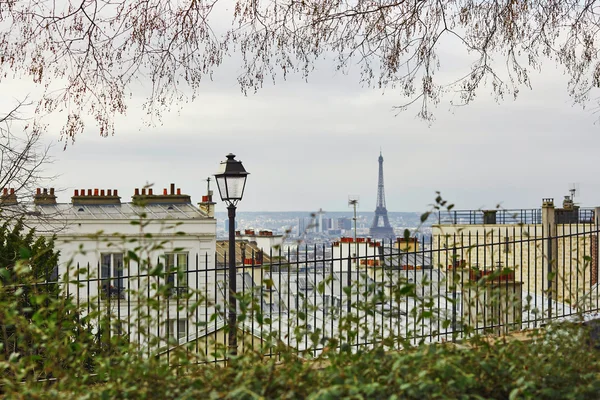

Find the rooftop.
[{"left": 38, "top": 202, "right": 209, "bottom": 220}]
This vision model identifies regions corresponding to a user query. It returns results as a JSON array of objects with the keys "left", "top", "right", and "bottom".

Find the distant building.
[
  {"left": 337, "top": 217, "right": 352, "bottom": 231},
  {"left": 433, "top": 196, "right": 599, "bottom": 305},
  {"left": 321, "top": 217, "right": 333, "bottom": 232},
  {"left": 235, "top": 228, "right": 284, "bottom": 252},
  {"left": 332, "top": 237, "right": 382, "bottom": 270},
  {"left": 298, "top": 217, "right": 315, "bottom": 235}
]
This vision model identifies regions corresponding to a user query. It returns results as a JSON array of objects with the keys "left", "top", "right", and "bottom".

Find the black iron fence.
[
  {"left": 438, "top": 208, "right": 595, "bottom": 225},
  {"left": 3, "top": 225, "right": 600, "bottom": 368}
]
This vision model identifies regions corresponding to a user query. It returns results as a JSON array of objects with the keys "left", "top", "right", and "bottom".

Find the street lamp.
[{"left": 214, "top": 153, "right": 249, "bottom": 356}]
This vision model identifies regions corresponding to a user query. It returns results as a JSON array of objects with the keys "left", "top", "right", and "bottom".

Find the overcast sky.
[{"left": 2, "top": 34, "right": 599, "bottom": 214}]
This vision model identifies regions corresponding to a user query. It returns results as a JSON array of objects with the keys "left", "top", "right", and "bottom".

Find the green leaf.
[{"left": 19, "top": 246, "right": 31, "bottom": 259}]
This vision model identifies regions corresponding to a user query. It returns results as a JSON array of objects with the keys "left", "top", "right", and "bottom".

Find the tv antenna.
[
  {"left": 348, "top": 195, "right": 359, "bottom": 245},
  {"left": 569, "top": 182, "right": 580, "bottom": 202}
]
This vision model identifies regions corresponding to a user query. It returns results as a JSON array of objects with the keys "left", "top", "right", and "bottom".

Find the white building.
[
  {"left": 13, "top": 184, "right": 218, "bottom": 348},
  {"left": 332, "top": 237, "right": 383, "bottom": 270},
  {"left": 235, "top": 228, "right": 284, "bottom": 252}
]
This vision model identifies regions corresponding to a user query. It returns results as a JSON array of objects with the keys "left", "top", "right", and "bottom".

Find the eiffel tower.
[{"left": 369, "top": 151, "right": 395, "bottom": 239}]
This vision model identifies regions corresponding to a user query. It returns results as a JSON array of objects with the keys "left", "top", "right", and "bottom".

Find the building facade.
[
  {"left": 2, "top": 184, "right": 218, "bottom": 348},
  {"left": 432, "top": 197, "right": 599, "bottom": 306}
]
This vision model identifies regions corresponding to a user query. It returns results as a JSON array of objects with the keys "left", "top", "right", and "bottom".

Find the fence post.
[
  {"left": 594, "top": 208, "right": 600, "bottom": 292},
  {"left": 542, "top": 199, "right": 557, "bottom": 319},
  {"left": 451, "top": 246, "right": 457, "bottom": 341},
  {"left": 347, "top": 252, "right": 352, "bottom": 314}
]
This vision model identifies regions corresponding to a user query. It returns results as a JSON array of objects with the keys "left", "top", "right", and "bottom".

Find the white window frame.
[
  {"left": 100, "top": 252, "right": 124, "bottom": 289},
  {"left": 167, "top": 318, "right": 187, "bottom": 340},
  {"left": 165, "top": 252, "right": 188, "bottom": 288}
]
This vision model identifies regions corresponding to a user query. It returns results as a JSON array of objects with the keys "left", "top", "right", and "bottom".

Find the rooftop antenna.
[
  {"left": 348, "top": 195, "right": 359, "bottom": 251},
  {"left": 206, "top": 177, "right": 213, "bottom": 201},
  {"left": 569, "top": 182, "right": 580, "bottom": 202}
]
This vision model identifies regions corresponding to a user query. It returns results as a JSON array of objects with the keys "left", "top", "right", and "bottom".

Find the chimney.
[
  {"left": 198, "top": 178, "right": 217, "bottom": 217},
  {"left": 72, "top": 188, "right": 121, "bottom": 205},
  {"left": 133, "top": 183, "right": 192, "bottom": 205},
  {"left": 33, "top": 188, "right": 57, "bottom": 206},
  {"left": 1, "top": 187, "right": 18, "bottom": 206}
]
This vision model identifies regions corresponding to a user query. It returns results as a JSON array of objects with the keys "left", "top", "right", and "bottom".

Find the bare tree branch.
[
  {"left": 0, "top": 99, "right": 55, "bottom": 224},
  {"left": 1, "top": 1, "right": 600, "bottom": 138}
]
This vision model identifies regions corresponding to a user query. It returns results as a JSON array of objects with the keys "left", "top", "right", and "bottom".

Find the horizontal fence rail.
[
  {"left": 438, "top": 208, "right": 596, "bottom": 225},
  {"left": 3, "top": 224, "right": 600, "bottom": 370}
]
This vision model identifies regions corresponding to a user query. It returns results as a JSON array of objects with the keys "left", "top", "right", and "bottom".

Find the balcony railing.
[{"left": 438, "top": 208, "right": 595, "bottom": 225}]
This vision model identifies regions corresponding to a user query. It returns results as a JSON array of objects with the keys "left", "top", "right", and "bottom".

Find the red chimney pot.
[
  {"left": 94, "top": 188, "right": 99, "bottom": 196},
  {"left": 177, "top": 188, "right": 181, "bottom": 195},
  {"left": 134, "top": 188, "right": 139, "bottom": 196},
  {"left": 36, "top": 188, "right": 41, "bottom": 195},
  {"left": 148, "top": 188, "right": 153, "bottom": 195},
  {"left": 107, "top": 189, "right": 112, "bottom": 196},
  {"left": 100, "top": 189, "right": 105, "bottom": 196},
  {"left": 114, "top": 189, "right": 118, "bottom": 196},
  {"left": 87, "top": 189, "right": 92, "bottom": 196},
  {"left": 10, "top": 188, "right": 14, "bottom": 194},
  {"left": 163, "top": 188, "right": 168, "bottom": 195},
  {"left": 141, "top": 188, "right": 146, "bottom": 195},
  {"left": 74, "top": 189, "right": 79, "bottom": 196}
]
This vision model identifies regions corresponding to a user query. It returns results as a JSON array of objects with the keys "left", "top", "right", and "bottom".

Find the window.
[
  {"left": 165, "top": 253, "right": 188, "bottom": 285},
  {"left": 100, "top": 253, "right": 124, "bottom": 297},
  {"left": 167, "top": 318, "right": 187, "bottom": 340}
]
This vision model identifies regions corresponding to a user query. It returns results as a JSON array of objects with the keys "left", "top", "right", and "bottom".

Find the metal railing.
[
  {"left": 4, "top": 225, "right": 600, "bottom": 368},
  {"left": 438, "top": 208, "right": 595, "bottom": 225}
]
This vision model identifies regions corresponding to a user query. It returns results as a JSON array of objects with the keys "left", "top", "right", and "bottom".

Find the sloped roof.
[
  {"left": 215, "top": 240, "right": 274, "bottom": 266},
  {"left": 10, "top": 202, "right": 210, "bottom": 220}
]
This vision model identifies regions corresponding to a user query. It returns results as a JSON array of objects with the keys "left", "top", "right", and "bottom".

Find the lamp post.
[{"left": 214, "top": 153, "right": 249, "bottom": 356}]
